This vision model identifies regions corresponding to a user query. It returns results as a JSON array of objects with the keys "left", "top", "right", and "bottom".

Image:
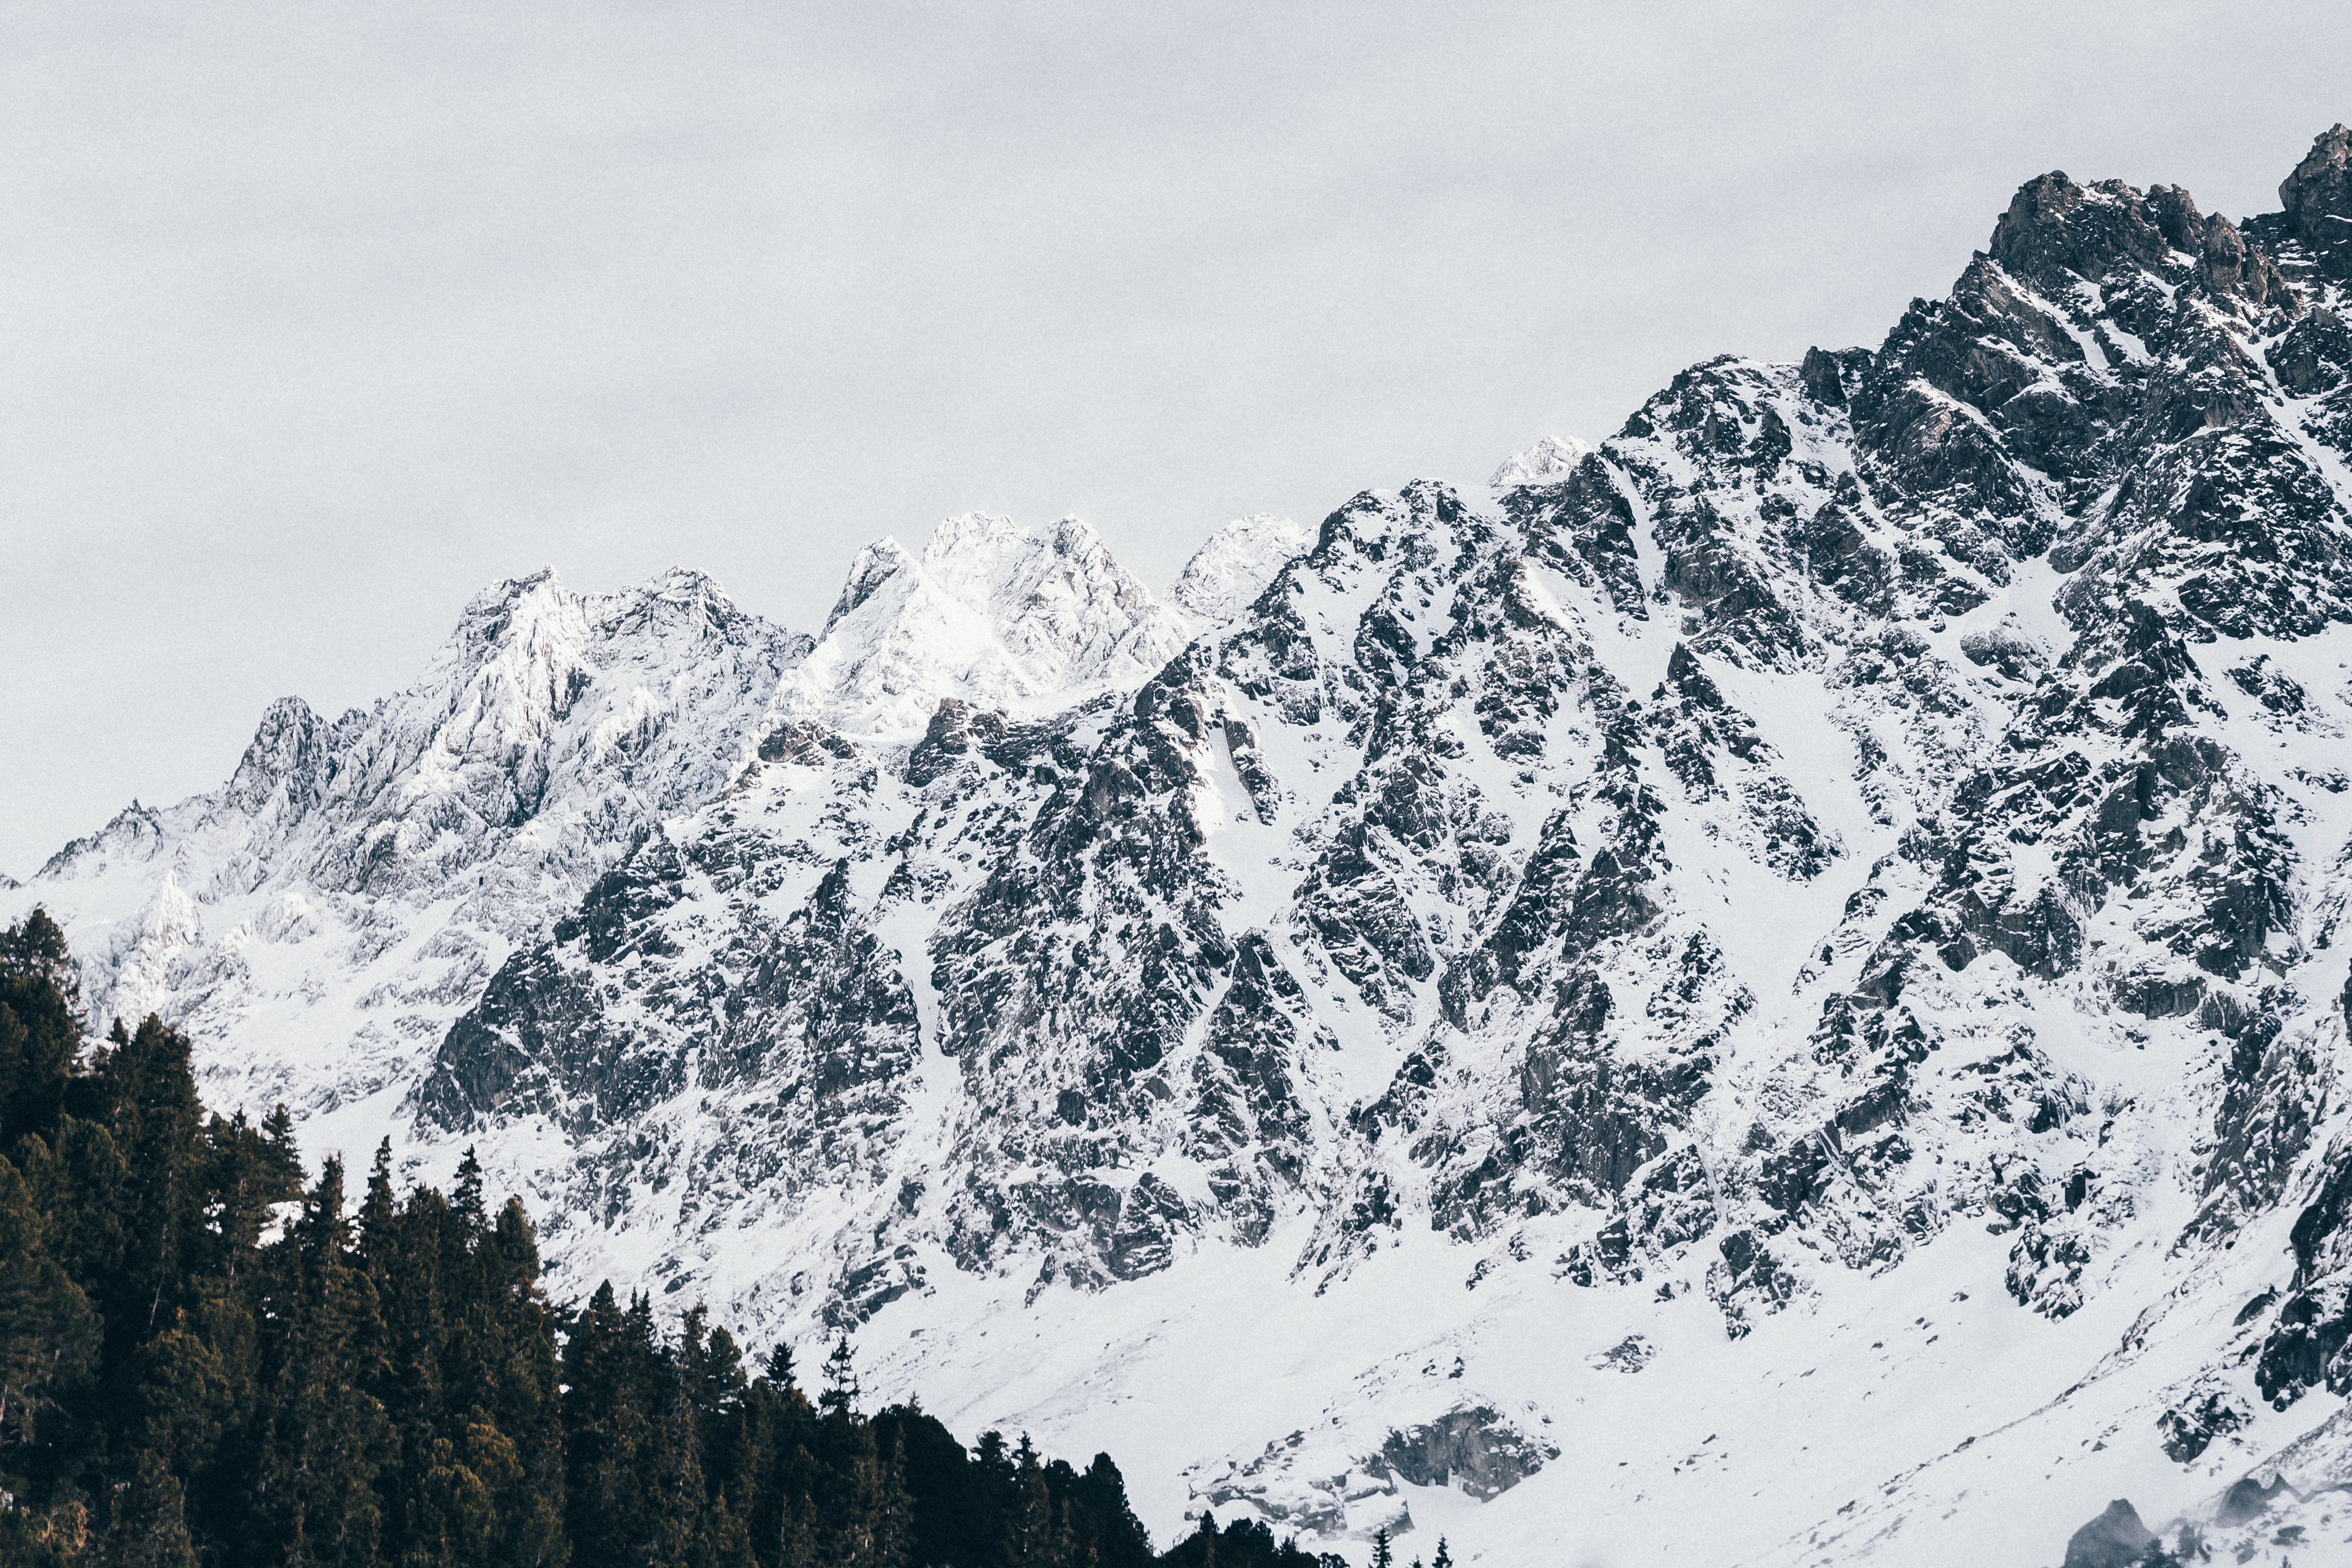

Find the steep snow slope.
[{"left": 19, "top": 125, "right": 2352, "bottom": 1568}]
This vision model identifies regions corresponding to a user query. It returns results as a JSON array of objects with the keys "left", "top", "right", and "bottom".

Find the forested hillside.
[{"left": 0, "top": 910, "right": 1346, "bottom": 1568}]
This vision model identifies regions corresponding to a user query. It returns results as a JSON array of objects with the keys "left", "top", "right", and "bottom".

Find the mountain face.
[
  {"left": 15, "top": 126, "right": 2352, "bottom": 1568},
  {"left": 14, "top": 568, "right": 807, "bottom": 1132}
]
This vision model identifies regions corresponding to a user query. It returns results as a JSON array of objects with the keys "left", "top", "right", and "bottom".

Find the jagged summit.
[
  {"left": 2274, "top": 122, "right": 2352, "bottom": 277},
  {"left": 16, "top": 563, "right": 803, "bottom": 1115},
  {"left": 780, "top": 510, "right": 1193, "bottom": 739},
  {"left": 1167, "top": 513, "right": 1311, "bottom": 624},
  {"left": 782, "top": 508, "right": 1308, "bottom": 741},
  {"left": 14, "top": 124, "right": 2352, "bottom": 1568},
  {"left": 1489, "top": 433, "right": 1591, "bottom": 487}
]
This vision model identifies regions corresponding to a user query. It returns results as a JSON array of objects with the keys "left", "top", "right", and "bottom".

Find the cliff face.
[{"left": 16, "top": 126, "right": 2352, "bottom": 1568}]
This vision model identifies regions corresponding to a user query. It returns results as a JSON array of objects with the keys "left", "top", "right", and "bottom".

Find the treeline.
[{"left": 0, "top": 912, "right": 1346, "bottom": 1568}]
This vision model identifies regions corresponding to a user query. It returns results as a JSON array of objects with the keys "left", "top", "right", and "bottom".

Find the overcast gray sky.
[{"left": 6, "top": 1, "right": 2349, "bottom": 877}]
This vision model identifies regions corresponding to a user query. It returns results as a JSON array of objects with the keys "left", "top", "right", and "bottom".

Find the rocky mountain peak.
[
  {"left": 2279, "top": 122, "right": 2352, "bottom": 277},
  {"left": 1167, "top": 513, "right": 1311, "bottom": 624},
  {"left": 1489, "top": 434, "right": 1593, "bottom": 487},
  {"left": 221, "top": 696, "right": 331, "bottom": 819},
  {"left": 781, "top": 510, "right": 1190, "bottom": 738},
  {"left": 822, "top": 538, "right": 919, "bottom": 635},
  {"left": 1987, "top": 170, "right": 2179, "bottom": 292}
]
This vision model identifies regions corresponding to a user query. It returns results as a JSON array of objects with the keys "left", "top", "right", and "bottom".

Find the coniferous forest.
[{"left": 0, "top": 912, "right": 1353, "bottom": 1568}]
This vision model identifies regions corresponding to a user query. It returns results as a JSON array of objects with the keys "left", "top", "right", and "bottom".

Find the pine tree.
[
  {"left": 478, "top": 1199, "right": 566, "bottom": 1568},
  {"left": 128, "top": 1306, "right": 240, "bottom": 1482},
  {"left": 1371, "top": 1527, "right": 1394, "bottom": 1568},
  {"left": 96, "top": 1016, "right": 206, "bottom": 1341},
  {"left": 1069, "top": 1453, "right": 1152, "bottom": 1568},
  {"left": 698, "top": 1492, "right": 758, "bottom": 1568},
  {"left": 1013, "top": 1436, "right": 1065, "bottom": 1568},
  {"left": 818, "top": 1337, "right": 859, "bottom": 1422},
  {"left": 250, "top": 1156, "right": 392, "bottom": 1567},
  {"left": 451, "top": 1148, "right": 486, "bottom": 1232},
  {"left": 972, "top": 1430, "right": 1020, "bottom": 1568},
  {"left": 775, "top": 1488, "right": 821, "bottom": 1568},
  {"left": 357, "top": 1140, "right": 399, "bottom": 1264},
  {"left": 0, "top": 1153, "right": 99, "bottom": 1443},
  {"left": 1183, "top": 1514, "right": 1218, "bottom": 1568},
  {"left": 763, "top": 1340, "right": 797, "bottom": 1394},
  {"left": 1430, "top": 1538, "right": 1451, "bottom": 1568},
  {"left": 201, "top": 1109, "right": 301, "bottom": 1284},
  {"left": 0, "top": 1497, "right": 91, "bottom": 1567},
  {"left": 874, "top": 1434, "right": 915, "bottom": 1568},
  {"left": 0, "top": 910, "right": 81, "bottom": 1146},
  {"left": 19, "top": 1113, "right": 130, "bottom": 1294},
  {"left": 96, "top": 1450, "right": 199, "bottom": 1568}
]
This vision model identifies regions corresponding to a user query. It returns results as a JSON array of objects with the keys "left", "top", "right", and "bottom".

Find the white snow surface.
[
  {"left": 1168, "top": 514, "right": 1314, "bottom": 624},
  {"left": 1489, "top": 434, "right": 1593, "bottom": 488},
  {"left": 778, "top": 512, "right": 1199, "bottom": 739}
]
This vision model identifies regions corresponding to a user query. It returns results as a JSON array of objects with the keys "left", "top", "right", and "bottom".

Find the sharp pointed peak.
[
  {"left": 466, "top": 566, "right": 565, "bottom": 606},
  {"left": 1491, "top": 436, "right": 1594, "bottom": 488}
]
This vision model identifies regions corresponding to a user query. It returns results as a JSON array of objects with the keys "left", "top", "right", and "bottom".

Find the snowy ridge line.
[{"left": 13, "top": 126, "right": 2352, "bottom": 1567}]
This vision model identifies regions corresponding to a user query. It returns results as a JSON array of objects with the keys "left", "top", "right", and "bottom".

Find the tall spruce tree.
[
  {"left": 250, "top": 1157, "right": 392, "bottom": 1567},
  {"left": 95, "top": 1451, "right": 197, "bottom": 1568},
  {"left": 818, "top": 1337, "right": 859, "bottom": 1422},
  {"left": 0, "top": 1156, "right": 99, "bottom": 1447}
]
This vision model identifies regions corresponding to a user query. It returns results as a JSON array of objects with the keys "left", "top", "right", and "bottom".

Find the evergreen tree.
[
  {"left": 451, "top": 1149, "right": 485, "bottom": 1232},
  {"left": 774, "top": 1487, "right": 821, "bottom": 1568},
  {"left": 1069, "top": 1453, "right": 1154, "bottom": 1568},
  {"left": 970, "top": 1430, "right": 1019, "bottom": 1568},
  {"left": 128, "top": 1303, "right": 242, "bottom": 1484},
  {"left": 1430, "top": 1539, "right": 1451, "bottom": 1568},
  {"left": 0, "top": 1498, "right": 91, "bottom": 1568},
  {"left": 873, "top": 1435, "right": 915, "bottom": 1568},
  {"left": 762, "top": 1341, "right": 797, "bottom": 1394},
  {"left": 818, "top": 1337, "right": 859, "bottom": 1422},
  {"left": 1370, "top": 1528, "right": 1394, "bottom": 1568},
  {"left": 95, "top": 1451, "right": 197, "bottom": 1568},
  {"left": 0, "top": 911, "right": 80, "bottom": 1146},
  {"left": 16, "top": 1115, "right": 129, "bottom": 1300},
  {"left": 250, "top": 1157, "right": 392, "bottom": 1567},
  {"left": 97, "top": 1017, "right": 205, "bottom": 1341},
  {"left": 0, "top": 1155, "right": 99, "bottom": 1446},
  {"left": 1012, "top": 1436, "right": 1068, "bottom": 1568}
]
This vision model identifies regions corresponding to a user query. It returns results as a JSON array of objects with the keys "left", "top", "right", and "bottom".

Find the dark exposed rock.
[
  {"left": 906, "top": 698, "right": 1010, "bottom": 785},
  {"left": 1500, "top": 452, "right": 1648, "bottom": 620},
  {"left": 1361, "top": 1408, "right": 1557, "bottom": 1501},
  {"left": 2157, "top": 1383, "right": 2249, "bottom": 1464},
  {"left": 1800, "top": 345, "right": 1870, "bottom": 407},
  {"left": 2278, "top": 124, "right": 2352, "bottom": 279},
  {"left": 2060, "top": 1499, "right": 2157, "bottom": 1568},
  {"left": 2268, "top": 307, "right": 2352, "bottom": 395},
  {"left": 2215, "top": 1474, "right": 2294, "bottom": 1527}
]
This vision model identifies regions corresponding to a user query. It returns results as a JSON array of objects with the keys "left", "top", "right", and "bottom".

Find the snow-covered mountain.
[
  {"left": 780, "top": 511, "right": 1202, "bottom": 740},
  {"left": 12, "top": 567, "right": 806, "bottom": 1129},
  {"left": 16, "top": 125, "right": 2352, "bottom": 1568}
]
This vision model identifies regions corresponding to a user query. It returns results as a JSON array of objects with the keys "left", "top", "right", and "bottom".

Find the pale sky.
[{"left": 6, "top": 1, "right": 2349, "bottom": 877}]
